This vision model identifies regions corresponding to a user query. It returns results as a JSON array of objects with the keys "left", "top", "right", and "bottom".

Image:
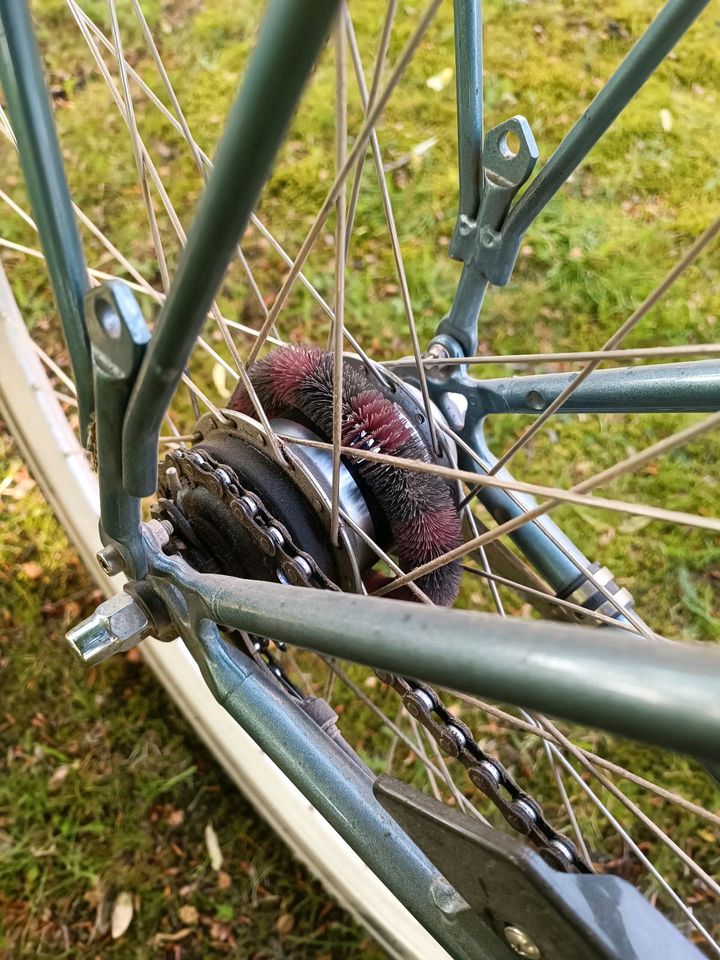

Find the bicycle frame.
[{"left": 1, "top": 0, "right": 717, "bottom": 956}]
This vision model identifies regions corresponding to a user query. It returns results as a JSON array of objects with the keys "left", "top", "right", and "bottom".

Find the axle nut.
[{"left": 66, "top": 593, "right": 151, "bottom": 666}]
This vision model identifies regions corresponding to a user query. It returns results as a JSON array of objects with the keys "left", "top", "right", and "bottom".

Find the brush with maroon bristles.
[{"left": 230, "top": 345, "right": 463, "bottom": 605}]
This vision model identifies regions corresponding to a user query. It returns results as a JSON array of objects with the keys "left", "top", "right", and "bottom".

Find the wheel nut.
[{"left": 66, "top": 593, "right": 151, "bottom": 666}]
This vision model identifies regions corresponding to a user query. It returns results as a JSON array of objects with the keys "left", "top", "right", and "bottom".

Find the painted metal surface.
[
  {"left": 150, "top": 553, "right": 720, "bottom": 762},
  {"left": 0, "top": 0, "right": 93, "bottom": 439},
  {"left": 451, "top": 0, "right": 483, "bottom": 238},
  {"left": 438, "top": 117, "right": 538, "bottom": 357},
  {"left": 439, "top": 0, "right": 710, "bottom": 310},
  {"left": 121, "top": 0, "right": 341, "bottom": 498},
  {"left": 85, "top": 282, "right": 148, "bottom": 576},
  {"left": 375, "top": 776, "right": 704, "bottom": 959},
  {"left": 148, "top": 555, "right": 499, "bottom": 960},
  {"left": 455, "top": 360, "right": 720, "bottom": 416}
]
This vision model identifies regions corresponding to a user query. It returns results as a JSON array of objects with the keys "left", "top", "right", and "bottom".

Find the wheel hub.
[{"left": 156, "top": 351, "right": 462, "bottom": 603}]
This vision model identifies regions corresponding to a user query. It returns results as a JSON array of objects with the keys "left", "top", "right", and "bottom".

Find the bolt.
[
  {"left": 96, "top": 544, "right": 124, "bottom": 576},
  {"left": 504, "top": 925, "right": 541, "bottom": 959},
  {"left": 526, "top": 389, "right": 545, "bottom": 411},
  {"left": 425, "top": 342, "right": 450, "bottom": 362},
  {"left": 66, "top": 593, "right": 151, "bottom": 666},
  {"left": 430, "top": 876, "right": 469, "bottom": 915}
]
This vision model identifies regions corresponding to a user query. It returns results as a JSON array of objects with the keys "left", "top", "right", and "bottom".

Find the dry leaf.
[
  {"left": 111, "top": 891, "right": 134, "bottom": 939},
  {"left": 21, "top": 562, "right": 44, "bottom": 580},
  {"left": 659, "top": 108, "right": 673, "bottom": 132},
  {"left": 212, "top": 363, "right": 231, "bottom": 399},
  {"left": 48, "top": 764, "right": 70, "bottom": 790},
  {"left": 205, "top": 822, "right": 223, "bottom": 871},
  {"left": 178, "top": 904, "right": 199, "bottom": 925},
  {"left": 217, "top": 870, "right": 232, "bottom": 890},
  {"left": 275, "top": 912, "right": 295, "bottom": 936},
  {"left": 426, "top": 66, "right": 453, "bottom": 92}
]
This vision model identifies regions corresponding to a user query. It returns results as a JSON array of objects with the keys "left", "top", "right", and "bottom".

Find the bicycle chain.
[{"left": 160, "top": 445, "right": 591, "bottom": 875}]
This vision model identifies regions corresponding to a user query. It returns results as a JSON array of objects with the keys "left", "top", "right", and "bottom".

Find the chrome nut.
[{"left": 66, "top": 593, "right": 151, "bottom": 666}]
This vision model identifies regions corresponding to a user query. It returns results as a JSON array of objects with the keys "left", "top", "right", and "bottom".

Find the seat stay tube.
[{"left": 0, "top": 0, "right": 93, "bottom": 441}]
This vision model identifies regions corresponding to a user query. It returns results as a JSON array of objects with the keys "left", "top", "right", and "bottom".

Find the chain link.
[{"left": 159, "top": 445, "right": 591, "bottom": 875}]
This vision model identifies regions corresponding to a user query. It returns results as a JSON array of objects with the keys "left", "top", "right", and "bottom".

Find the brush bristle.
[{"left": 229, "top": 346, "right": 462, "bottom": 605}]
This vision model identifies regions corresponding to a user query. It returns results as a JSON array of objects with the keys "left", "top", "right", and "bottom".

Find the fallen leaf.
[
  {"left": 275, "top": 912, "right": 295, "bottom": 936},
  {"left": 659, "top": 108, "right": 673, "bottom": 132},
  {"left": 217, "top": 871, "right": 232, "bottom": 890},
  {"left": 21, "top": 562, "right": 44, "bottom": 580},
  {"left": 426, "top": 66, "right": 453, "bottom": 92},
  {"left": 178, "top": 904, "right": 199, "bottom": 925},
  {"left": 48, "top": 764, "right": 71, "bottom": 790},
  {"left": 111, "top": 891, "right": 134, "bottom": 939},
  {"left": 205, "top": 822, "right": 223, "bottom": 871}
]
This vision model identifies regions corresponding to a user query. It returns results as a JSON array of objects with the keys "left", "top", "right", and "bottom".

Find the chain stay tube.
[
  {"left": 141, "top": 547, "right": 498, "bottom": 960},
  {"left": 195, "top": 572, "right": 720, "bottom": 762}
]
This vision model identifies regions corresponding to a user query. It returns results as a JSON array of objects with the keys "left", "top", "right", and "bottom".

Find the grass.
[{"left": 1, "top": 0, "right": 719, "bottom": 955}]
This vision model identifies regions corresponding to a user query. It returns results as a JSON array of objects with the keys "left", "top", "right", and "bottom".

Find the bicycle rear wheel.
[{"left": 1, "top": 0, "right": 719, "bottom": 956}]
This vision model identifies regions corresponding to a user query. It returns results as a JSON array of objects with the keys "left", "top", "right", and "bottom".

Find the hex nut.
[{"left": 66, "top": 593, "right": 151, "bottom": 666}]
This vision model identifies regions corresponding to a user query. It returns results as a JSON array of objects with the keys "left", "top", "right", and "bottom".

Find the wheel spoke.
[
  {"left": 244, "top": 0, "right": 444, "bottom": 366},
  {"left": 389, "top": 343, "right": 720, "bottom": 366},
  {"left": 366, "top": 412, "right": 720, "bottom": 597},
  {"left": 275, "top": 421, "right": 720, "bottom": 535},
  {"left": 331, "top": 10, "right": 348, "bottom": 547},
  {"left": 345, "top": 6, "right": 440, "bottom": 453},
  {"left": 490, "top": 216, "right": 720, "bottom": 474}
]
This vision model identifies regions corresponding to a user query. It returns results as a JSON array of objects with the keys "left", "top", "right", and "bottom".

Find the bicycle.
[{"left": 0, "top": 0, "right": 719, "bottom": 956}]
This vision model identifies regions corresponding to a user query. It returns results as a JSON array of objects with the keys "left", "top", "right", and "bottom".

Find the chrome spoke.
[
  {"left": 453, "top": 695, "right": 720, "bottom": 830},
  {"left": 461, "top": 563, "right": 649, "bottom": 632},
  {"left": 31, "top": 342, "right": 77, "bottom": 395},
  {"left": 343, "top": 0, "right": 396, "bottom": 256},
  {"left": 244, "top": 0, "right": 444, "bottom": 366},
  {"left": 543, "top": 745, "right": 720, "bottom": 952},
  {"left": 275, "top": 423, "right": 720, "bottom": 535},
  {"left": 490, "top": 216, "right": 720, "bottom": 474},
  {"left": 366, "top": 412, "right": 720, "bottom": 597},
  {"left": 387, "top": 342, "right": 720, "bottom": 367},
  {"left": 533, "top": 714, "right": 720, "bottom": 900},
  {"left": 331, "top": 11, "right": 348, "bottom": 547},
  {"left": 345, "top": 7, "right": 440, "bottom": 453},
  {"left": 445, "top": 424, "right": 655, "bottom": 638}
]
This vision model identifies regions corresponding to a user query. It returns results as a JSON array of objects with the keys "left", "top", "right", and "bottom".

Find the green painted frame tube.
[
  {"left": 0, "top": 0, "right": 93, "bottom": 440},
  {"left": 155, "top": 557, "right": 720, "bottom": 762},
  {"left": 452, "top": 0, "right": 483, "bottom": 226},
  {"left": 482, "top": 0, "right": 711, "bottom": 285},
  {"left": 122, "top": 0, "right": 341, "bottom": 498}
]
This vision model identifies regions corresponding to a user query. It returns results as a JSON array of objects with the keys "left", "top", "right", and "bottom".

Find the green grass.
[{"left": 1, "top": 0, "right": 719, "bottom": 955}]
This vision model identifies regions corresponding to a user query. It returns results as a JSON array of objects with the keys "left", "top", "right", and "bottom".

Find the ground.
[{"left": 1, "top": 0, "right": 719, "bottom": 956}]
